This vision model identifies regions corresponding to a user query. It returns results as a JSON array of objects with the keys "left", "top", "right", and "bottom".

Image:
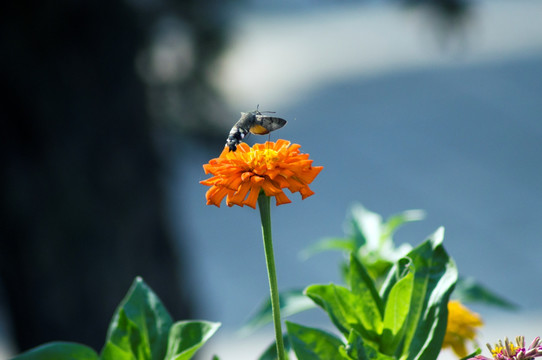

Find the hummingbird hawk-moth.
[{"left": 226, "top": 107, "right": 287, "bottom": 151}]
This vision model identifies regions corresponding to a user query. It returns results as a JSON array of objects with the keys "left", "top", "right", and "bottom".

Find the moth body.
[{"left": 226, "top": 109, "right": 287, "bottom": 151}]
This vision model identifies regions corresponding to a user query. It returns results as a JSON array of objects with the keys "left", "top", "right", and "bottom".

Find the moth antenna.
[{"left": 255, "top": 104, "right": 275, "bottom": 114}]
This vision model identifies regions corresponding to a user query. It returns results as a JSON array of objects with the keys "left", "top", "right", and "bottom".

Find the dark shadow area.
[{"left": 0, "top": 0, "right": 223, "bottom": 352}]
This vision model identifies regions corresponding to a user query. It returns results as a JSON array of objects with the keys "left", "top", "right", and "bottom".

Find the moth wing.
[{"left": 250, "top": 115, "right": 287, "bottom": 134}]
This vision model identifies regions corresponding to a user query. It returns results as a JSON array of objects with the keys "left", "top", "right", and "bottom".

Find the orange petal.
[
  {"left": 274, "top": 139, "right": 290, "bottom": 150},
  {"left": 243, "top": 186, "right": 261, "bottom": 209},
  {"left": 241, "top": 171, "right": 253, "bottom": 181},
  {"left": 227, "top": 181, "right": 251, "bottom": 207},
  {"left": 274, "top": 191, "right": 292, "bottom": 206},
  {"left": 299, "top": 186, "right": 315, "bottom": 199},
  {"left": 206, "top": 186, "right": 230, "bottom": 207},
  {"left": 261, "top": 180, "right": 282, "bottom": 196}
]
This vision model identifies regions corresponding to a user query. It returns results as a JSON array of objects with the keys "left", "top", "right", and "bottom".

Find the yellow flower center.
[
  {"left": 262, "top": 148, "right": 279, "bottom": 162},
  {"left": 492, "top": 343, "right": 519, "bottom": 357},
  {"left": 491, "top": 346, "right": 504, "bottom": 356},
  {"left": 248, "top": 148, "right": 279, "bottom": 169}
]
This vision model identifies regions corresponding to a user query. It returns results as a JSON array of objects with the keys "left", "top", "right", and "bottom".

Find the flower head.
[
  {"left": 200, "top": 140, "right": 323, "bottom": 209},
  {"left": 442, "top": 300, "right": 483, "bottom": 357},
  {"left": 471, "top": 336, "right": 542, "bottom": 360}
]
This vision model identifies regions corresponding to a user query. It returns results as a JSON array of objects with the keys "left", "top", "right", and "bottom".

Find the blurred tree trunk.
[{"left": 0, "top": 1, "right": 191, "bottom": 352}]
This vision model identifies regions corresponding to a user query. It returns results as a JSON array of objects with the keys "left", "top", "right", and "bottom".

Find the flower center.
[
  {"left": 492, "top": 344, "right": 519, "bottom": 357},
  {"left": 249, "top": 148, "right": 279, "bottom": 168},
  {"left": 262, "top": 148, "right": 279, "bottom": 162}
]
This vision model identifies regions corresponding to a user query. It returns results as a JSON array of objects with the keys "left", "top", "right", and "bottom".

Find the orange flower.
[
  {"left": 200, "top": 140, "right": 323, "bottom": 209},
  {"left": 442, "top": 300, "right": 483, "bottom": 357}
]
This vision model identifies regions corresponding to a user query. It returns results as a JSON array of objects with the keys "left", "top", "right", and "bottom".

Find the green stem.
[{"left": 257, "top": 193, "right": 286, "bottom": 360}]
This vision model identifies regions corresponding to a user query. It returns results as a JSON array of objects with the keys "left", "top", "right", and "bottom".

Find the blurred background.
[{"left": 1, "top": 0, "right": 541, "bottom": 359}]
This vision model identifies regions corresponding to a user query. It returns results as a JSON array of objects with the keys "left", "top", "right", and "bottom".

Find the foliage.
[
  {"left": 243, "top": 203, "right": 517, "bottom": 359},
  {"left": 13, "top": 277, "right": 220, "bottom": 360},
  {"left": 247, "top": 204, "right": 514, "bottom": 336},
  {"left": 285, "top": 228, "right": 457, "bottom": 360},
  {"left": 302, "top": 203, "right": 424, "bottom": 282},
  {"left": 453, "top": 276, "right": 517, "bottom": 309},
  {"left": 241, "top": 289, "right": 315, "bottom": 336}
]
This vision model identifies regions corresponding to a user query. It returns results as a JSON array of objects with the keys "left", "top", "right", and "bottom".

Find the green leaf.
[
  {"left": 349, "top": 254, "right": 384, "bottom": 320},
  {"left": 305, "top": 284, "right": 380, "bottom": 342},
  {"left": 286, "top": 321, "right": 346, "bottom": 360},
  {"left": 101, "top": 277, "right": 173, "bottom": 360},
  {"left": 341, "top": 330, "right": 395, "bottom": 360},
  {"left": 300, "top": 238, "right": 355, "bottom": 260},
  {"left": 350, "top": 205, "right": 420, "bottom": 282},
  {"left": 164, "top": 321, "right": 220, "bottom": 360},
  {"left": 454, "top": 276, "right": 518, "bottom": 309},
  {"left": 381, "top": 271, "right": 413, "bottom": 354},
  {"left": 341, "top": 330, "right": 365, "bottom": 360},
  {"left": 399, "top": 227, "right": 458, "bottom": 360},
  {"left": 349, "top": 204, "right": 383, "bottom": 250},
  {"left": 100, "top": 308, "right": 142, "bottom": 360},
  {"left": 12, "top": 342, "right": 99, "bottom": 360},
  {"left": 460, "top": 348, "right": 481, "bottom": 360},
  {"left": 240, "top": 289, "right": 315, "bottom": 335},
  {"left": 258, "top": 335, "right": 291, "bottom": 360},
  {"left": 382, "top": 210, "right": 426, "bottom": 241},
  {"left": 379, "top": 257, "right": 412, "bottom": 304},
  {"left": 360, "top": 259, "right": 395, "bottom": 284}
]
